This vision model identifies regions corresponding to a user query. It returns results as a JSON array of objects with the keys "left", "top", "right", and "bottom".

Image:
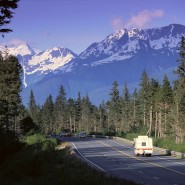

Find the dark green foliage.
[
  {"left": 81, "top": 95, "right": 92, "bottom": 132},
  {"left": 41, "top": 94, "right": 54, "bottom": 134},
  {"left": 176, "top": 36, "right": 185, "bottom": 81},
  {"left": 139, "top": 70, "right": 150, "bottom": 102},
  {"left": 20, "top": 116, "right": 38, "bottom": 135},
  {"left": 0, "top": 53, "right": 22, "bottom": 116},
  {"left": 24, "top": 38, "right": 185, "bottom": 144},
  {"left": 0, "top": 52, "right": 23, "bottom": 158},
  {"left": 109, "top": 80, "right": 120, "bottom": 103},
  {"left": 153, "top": 138, "right": 185, "bottom": 153},
  {"left": 28, "top": 90, "right": 40, "bottom": 124},
  {"left": 0, "top": 0, "right": 19, "bottom": 36},
  {"left": 108, "top": 81, "right": 121, "bottom": 133},
  {"left": 159, "top": 74, "right": 173, "bottom": 104},
  {"left": 0, "top": 134, "right": 136, "bottom": 185},
  {"left": 99, "top": 101, "right": 107, "bottom": 131},
  {"left": 54, "top": 85, "right": 67, "bottom": 132},
  {"left": 174, "top": 36, "right": 185, "bottom": 113},
  {"left": 0, "top": 127, "right": 23, "bottom": 164}
]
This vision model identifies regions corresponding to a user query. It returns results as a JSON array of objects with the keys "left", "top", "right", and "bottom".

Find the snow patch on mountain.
[
  {"left": 150, "top": 36, "right": 181, "bottom": 50},
  {"left": 1, "top": 43, "right": 36, "bottom": 56},
  {"left": 121, "top": 40, "right": 140, "bottom": 53},
  {"left": 26, "top": 47, "right": 76, "bottom": 75},
  {"left": 107, "top": 29, "right": 126, "bottom": 40},
  {"left": 91, "top": 53, "right": 133, "bottom": 66}
]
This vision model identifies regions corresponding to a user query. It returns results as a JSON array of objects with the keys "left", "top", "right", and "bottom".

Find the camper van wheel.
[{"left": 146, "top": 154, "right": 151, "bottom": 157}]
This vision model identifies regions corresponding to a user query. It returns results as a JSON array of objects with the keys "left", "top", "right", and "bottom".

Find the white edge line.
[
  {"left": 72, "top": 143, "right": 106, "bottom": 172},
  {"left": 175, "top": 162, "right": 185, "bottom": 165}
]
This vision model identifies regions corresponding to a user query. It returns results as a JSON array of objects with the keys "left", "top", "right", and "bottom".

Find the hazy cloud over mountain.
[{"left": 111, "top": 9, "right": 164, "bottom": 30}]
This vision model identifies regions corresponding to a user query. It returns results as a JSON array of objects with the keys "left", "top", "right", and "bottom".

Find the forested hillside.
[
  {"left": 1, "top": 1, "right": 185, "bottom": 184},
  {"left": 25, "top": 36, "right": 185, "bottom": 144}
]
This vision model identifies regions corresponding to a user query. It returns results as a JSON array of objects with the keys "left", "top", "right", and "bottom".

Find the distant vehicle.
[
  {"left": 59, "top": 131, "right": 66, "bottom": 137},
  {"left": 78, "top": 132, "right": 87, "bottom": 138},
  {"left": 65, "top": 132, "right": 72, "bottom": 137},
  {"left": 59, "top": 131, "right": 72, "bottom": 137},
  {"left": 133, "top": 135, "right": 153, "bottom": 156},
  {"left": 47, "top": 133, "right": 55, "bottom": 137}
]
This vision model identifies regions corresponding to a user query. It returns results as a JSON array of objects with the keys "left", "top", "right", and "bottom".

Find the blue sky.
[{"left": 1, "top": 0, "right": 185, "bottom": 54}]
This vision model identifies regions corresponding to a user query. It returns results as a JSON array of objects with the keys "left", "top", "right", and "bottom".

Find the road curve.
[{"left": 57, "top": 136, "right": 185, "bottom": 185}]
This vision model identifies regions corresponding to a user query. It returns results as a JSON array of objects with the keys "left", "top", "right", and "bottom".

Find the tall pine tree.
[
  {"left": 108, "top": 81, "right": 121, "bottom": 134},
  {"left": 0, "top": 53, "right": 22, "bottom": 132},
  {"left": 54, "top": 85, "right": 67, "bottom": 132},
  {"left": 41, "top": 95, "right": 54, "bottom": 134},
  {"left": 173, "top": 36, "right": 185, "bottom": 143}
]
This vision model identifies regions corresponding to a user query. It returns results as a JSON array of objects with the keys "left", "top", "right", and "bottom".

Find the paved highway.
[{"left": 57, "top": 136, "right": 185, "bottom": 185}]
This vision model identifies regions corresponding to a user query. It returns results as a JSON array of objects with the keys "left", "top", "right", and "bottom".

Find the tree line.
[
  {"left": 0, "top": 36, "right": 185, "bottom": 146},
  {"left": 27, "top": 36, "right": 185, "bottom": 144}
]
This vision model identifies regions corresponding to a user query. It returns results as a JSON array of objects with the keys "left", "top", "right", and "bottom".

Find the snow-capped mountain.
[
  {"left": 0, "top": 43, "right": 37, "bottom": 56},
  {"left": 26, "top": 47, "right": 76, "bottom": 75},
  {"left": 0, "top": 43, "right": 77, "bottom": 87},
  {"left": 1, "top": 24, "right": 185, "bottom": 105},
  {"left": 77, "top": 24, "right": 182, "bottom": 67}
]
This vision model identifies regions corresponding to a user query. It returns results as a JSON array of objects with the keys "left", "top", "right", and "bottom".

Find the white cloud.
[
  {"left": 126, "top": 9, "right": 164, "bottom": 28},
  {"left": 111, "top": 9, "right": 165, "bottom": 30},
  {"left": 111, "top": 17, "right": 125, "bottom": 31}
]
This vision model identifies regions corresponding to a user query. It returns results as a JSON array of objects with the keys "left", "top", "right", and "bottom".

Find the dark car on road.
[
  {"left": 78, "top": 132, "right": 87, "bottom": 138},
  {"left": 60, "top": 129, "right": 72, "bottom": 137}
]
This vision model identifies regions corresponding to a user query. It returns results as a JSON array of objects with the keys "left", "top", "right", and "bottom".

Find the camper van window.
[{"left": 142, "top": 142, "right": 146, "bottom": 146}]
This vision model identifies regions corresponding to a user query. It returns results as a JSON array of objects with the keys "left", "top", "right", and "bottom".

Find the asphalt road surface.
[{"left": 57, "top": 136, "right": 185, "bottom": 185}]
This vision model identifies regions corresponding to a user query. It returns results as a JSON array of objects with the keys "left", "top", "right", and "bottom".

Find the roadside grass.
[
  {"left": 0, "top": 134, "right": 138, "bottom": 185},
  {"left": 153, "top": 138, "right": 185, "bottom": 153}
]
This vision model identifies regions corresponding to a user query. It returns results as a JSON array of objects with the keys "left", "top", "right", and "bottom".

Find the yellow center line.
[{"left": 97, "top": 140, "right": 185, "bottom": 176}]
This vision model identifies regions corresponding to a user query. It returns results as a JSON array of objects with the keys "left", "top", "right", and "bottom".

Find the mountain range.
[{"left": 1, "top": 24, "right": 184, "bottom": 105}]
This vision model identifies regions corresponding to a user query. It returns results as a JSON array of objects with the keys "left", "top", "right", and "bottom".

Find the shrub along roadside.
[
  {"left": 123, "top": 130, "right": 185, "bottom": 153},
  {"left": 0, "top": 134, "right": 138, "bottom": 185}
]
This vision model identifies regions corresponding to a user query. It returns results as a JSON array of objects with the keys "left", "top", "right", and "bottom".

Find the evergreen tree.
[
  {"left": 0, "top": 52, "right": 23, "bottom": 149},
  {"left": 139, "top": 70, "right": 150, "bottom": 126},
  {"left": 92, "top": 105, "right": 99, "bottom": 134},
  {"left": 175, "top": 36, "right": 185, "bottom": 87},
  {"left": 0, "top": 53, "right": 22, "bottom": 132},
  {"left": 67, "top": 98, "right": 76, "bottom": 132},
  {"left": 99, "top": 101, "right": 107, "bottom": 133},
  {"left": 20, "top": 116, "right": 36, "bottom": 135},
  {"left": 121, "top": 83, "right": 131, "bottom": 133},
  {"left": 0, "top": 0, "right": 20, "bottom": 36},
  {"left": 173, "top": 36, "right": 185, "bottom": 143},
  {"left": 28, "top": 90, "right": 40, "bottom": 128},
  {"left": 130, "top": 88, "right": 141, "bottom": 131},
  {"left": 160, "top": 75, "right": 173, "bottom": 137},
  {"left": 75, "top": 92, "right": 82, "bottom": 132},
  {"left": 147, "top": 78, "right": 160, "bottom": 136},
  {"left": 81, "top": 95, "right": 92, "bottom": 133},
  {"left": 108, "top": 81, "right": 121, "bottom": 134},
  {"left": 41, "top": 95, "right": 54, "bottom": 134},
  {"left": 54, "top": 85, "right": 67, "bottom": 132},
  {"left": 160, "top": 75, "right": 173, "bottom": 104}
]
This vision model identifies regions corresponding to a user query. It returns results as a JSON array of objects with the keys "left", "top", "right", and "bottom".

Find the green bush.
[
  {"left": 22, "top": 133, "right": 57, "bottom": 153},
  {"left": 41, "top": 139, "right": 57, "bottom": 151},
  {"left": 153, "top": 138, "right": 185, "bottom": 153},
  {"left": 23, "top": 133, "right": 46, "bottom": 145}
]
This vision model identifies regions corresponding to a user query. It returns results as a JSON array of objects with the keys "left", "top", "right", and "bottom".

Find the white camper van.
[{"left": 133, "top": 135, "right": 153, "bottom": 156}]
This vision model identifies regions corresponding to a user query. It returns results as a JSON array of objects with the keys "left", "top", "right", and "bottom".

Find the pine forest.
[{"left": 0, "top": 36, "right": 185, "bottom": 147}]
